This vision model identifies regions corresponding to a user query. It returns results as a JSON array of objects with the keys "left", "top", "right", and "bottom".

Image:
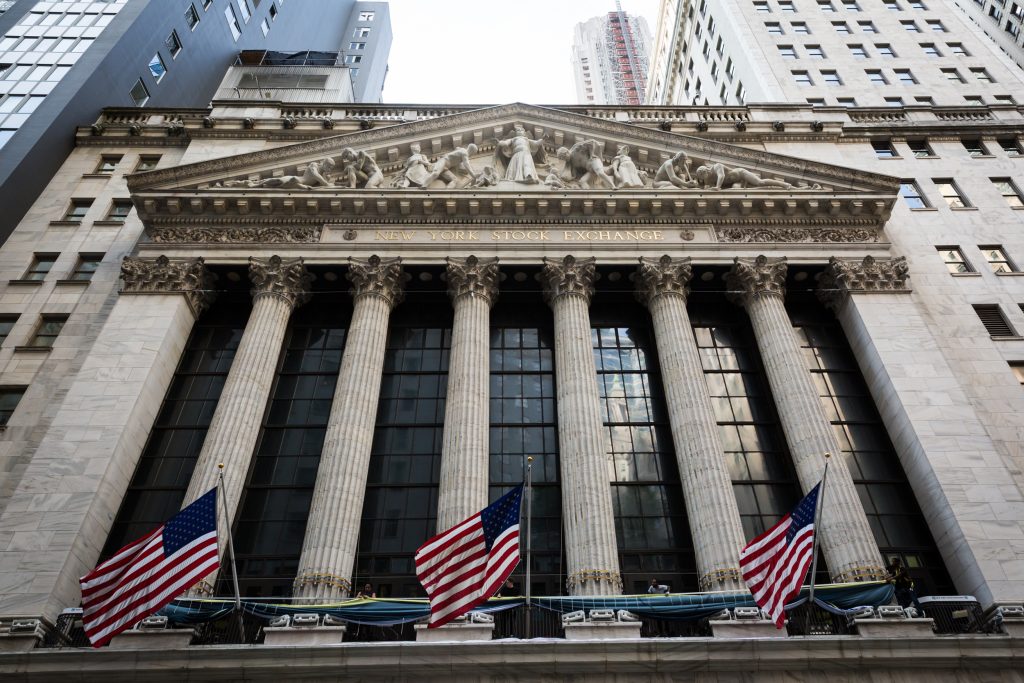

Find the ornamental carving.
[
  {"left": 249, "top": 256, "right": 311, "bottom": 308},
  {"left": 817, "top": 255, "right": 910, "bottom": 311},
  {"left": 541, "top": 255, "right": 597, "bottom": 306},
  {"left": 149, "top": 226, "right": 322, "bottom": 243},
  {"left": 347, "top": 255, "right": 405, "bottom": 309},
  {"left": 726, "top": 255, "right": 788, "bottom": 306},
  {"left": 446, "top": 256, "right": 499, "bottom": 307},
  {"left": 129, "top": 103, "right": 889, "bottom": 195},
  {"left": 120, "top": 255, "right": 216, "bottom": 317},
  {"left": 636, "top": 255, "right": 693, "bottom": 306},
  {"left": 716, "top": 227, "right": 881, "bottom": 243}
]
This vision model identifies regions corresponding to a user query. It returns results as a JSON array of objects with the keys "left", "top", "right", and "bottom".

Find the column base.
[
  {"left": 563, "top": 621, "right": 642, "bottom": 641},
  {"left": 710, "top": 620, "right": 787, "bottom": 639},
  {"left": 855, "top": 617, "right": 935, "bottom": 638},
  {"left": 263, "top": 625, "right": 347, "bottom": 646},
  {"left": 414, "top": 622, "right": 494, "bottom": 642},
  {"left": 108, "top": 628, "right": 196, "bottom": 650}
]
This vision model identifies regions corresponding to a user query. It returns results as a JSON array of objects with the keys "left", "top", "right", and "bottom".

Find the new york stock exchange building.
[{"left": 0, "top": 86, "right": 1023, "bottom": 681}]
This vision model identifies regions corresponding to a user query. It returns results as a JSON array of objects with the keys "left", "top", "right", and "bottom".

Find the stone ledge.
[
  {"left": 0, "top": 635, "right": 1019, "bottom": 680},
  {"left": 263, "top": 625, "right": 346, "bottom": 646},
  {"left": 6, "top": 280, "right": 43, "bottom": 286}
]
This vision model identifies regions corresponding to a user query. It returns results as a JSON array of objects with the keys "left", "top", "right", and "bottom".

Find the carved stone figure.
[
  {"left": 339, "top": 148, "right": 383, "bottom": 189},
  {"left": 468, "top": 165, "right": 499, "bottom": 188},
  {"left": 694, "top": 163, "right": 794, "bottom": 190},
  {"left": 611, "top": 145, "right": 645, "bottom": 189},
  {"left": 393, "top": 142, "right": 432, "bottom": 188},
  {"left": 653, "top": 151, "right": 696, "bottom": 189},
  {"left": 419, "top": 143, "right": 479, "bottom": 189},
  {"left": 562, "top": 139, "right": 615, "bottom": 190},
  {"left": 219, "top": 158, "right": 336, "bottom": 189},
  {"left": 544, "top": 148, "right": 576, "bottom": 188},
  {"left": 494, "top": 124, "right": 546, "bottom": 183}
]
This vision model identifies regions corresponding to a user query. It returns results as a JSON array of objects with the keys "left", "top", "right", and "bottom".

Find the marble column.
[
  {"left": 436, "top": 256, "right": 499, "bottom": 532},
  {"left": 541, "top": 256, "right": 622, "bottom": 596},
  {"left": 183, "top": 255, "right": 310, "bottom": 594},
  {"left": 636, "top": 256, "right": 746, "bottom": 592},
  {"left": 294, "top": 256, "right": 404, "bottom": 600},
  {"left": 726, "top": 255, "right": 886, "bottom": 583},
  {"left": 0, "top": 257, "right": 215, "bottom": 625}
]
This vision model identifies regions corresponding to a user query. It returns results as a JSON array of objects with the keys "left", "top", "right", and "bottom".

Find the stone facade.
[{"left": 0, "top": 99, "right": 1021, "bottom": 676}]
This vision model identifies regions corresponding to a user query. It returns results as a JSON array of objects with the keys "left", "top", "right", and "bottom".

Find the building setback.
[{"left": 0, "top": 0, "right": 391, "bottom": 247}]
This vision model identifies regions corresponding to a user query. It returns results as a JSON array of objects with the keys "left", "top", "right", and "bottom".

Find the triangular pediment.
[{"left": 128, "top": 103, "right": 896, "bottom": 196}]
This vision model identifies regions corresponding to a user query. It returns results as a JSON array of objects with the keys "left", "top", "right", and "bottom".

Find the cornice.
[{"left": 135, "top": 190, "right": 893, "bottom": 231}]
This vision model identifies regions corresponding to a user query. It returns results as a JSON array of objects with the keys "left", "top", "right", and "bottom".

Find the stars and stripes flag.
[
  {"left": 80, "top": 488, "right": 220, "bottom": 647},
  {"left": 739, "top": 482, "right": 821, "bottom": 628},
  {"left": 415, "top": 485, "right": 523, "bottom": 628}
]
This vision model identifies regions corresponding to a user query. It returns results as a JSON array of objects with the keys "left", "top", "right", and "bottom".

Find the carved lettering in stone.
[
  {"left": 149, "top": 226, "right": 322, "bottom": 243},
  {"left": 249, "top": 255, "right": 311, "bottom": 308},
  {"left": 541, "top": 255, "right": 597, "bottom": 306},
  {"left": 347, "top": 255, "right": 405, "bottom": 309},
  {"left": 716, "top": 227, "right": 881, "bottom": 243},
  {"left": 446, "top": 256, "right": 499, "bottom": 307},
  {"left": 120, "top": 255, "right": 216, "bottom": 317},
  {"left": 636, "top": 255, "right": 693, "bottom": 307},
  {"left": 817, "top": 255, "right": 910, "bottom": 311},
  {"left": 726, "top": 255, "right": 787, "bottom": 306}
]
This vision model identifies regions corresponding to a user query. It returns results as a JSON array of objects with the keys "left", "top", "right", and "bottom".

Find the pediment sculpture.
[{"left": 206, "top": 123, "right": 826, "bottom": 193}]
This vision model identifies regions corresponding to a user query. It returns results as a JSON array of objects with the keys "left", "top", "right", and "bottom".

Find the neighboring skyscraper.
[
  {"left": 947, "top": 0, "right": 1024, "bottom": 71},
  {"left": 0, "top": 0, "right": 391, "bottom": 245},
  {"left": 572, "top": 8, "right": 652, "bottom": 105},
  {"left": 646, "top": 0, "right": 1024, "bottom": 106}
]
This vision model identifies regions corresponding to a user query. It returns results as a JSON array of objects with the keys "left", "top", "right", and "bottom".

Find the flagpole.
[
  {"left": 216, "top": 464, "right": 246, "bottom": 640},
  {"left": 804, "top": 452, "right": 831, "bottom": 635},
  {"left": 524, "top": 456, "right": 533, "bottom": 640}
]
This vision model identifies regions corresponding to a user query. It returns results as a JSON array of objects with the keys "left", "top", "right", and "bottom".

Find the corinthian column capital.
[
  {"left": 636, "top": 255, "right": 693, "bottom": 307},
  {"left": 120, "top": 255, "right": 216, "bottom": 317},
  {"left": 446, "top": 255, "right": 499, "bottom": 307},
  {"left": 817, "top": 255, "right": 910, "bottom": 311},
  {"left": 726, "top": 255, "right": 787, "bottom": 307},
  {"left": 541, "top": 255, "right": 597, "bottom": 307},
  {"left": 249, "top": 255, "right": 311, "bottom": 308},
  {"left": 347, "top": 255, "right": 405, "bottom": 309}
]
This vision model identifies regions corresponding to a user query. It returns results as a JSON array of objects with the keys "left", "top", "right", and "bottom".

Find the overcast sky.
[{"left": 379, "top": 0, "right": 660, "bottom": 104}]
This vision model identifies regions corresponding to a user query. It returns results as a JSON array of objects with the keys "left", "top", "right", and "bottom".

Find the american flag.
[
  {"left": 80, "top": 488, "right": 220, "bottom": 647},
  {"left": 739, "top": 483, "right": 821, "bottom": 628},
  {"left": 415, "top": 485, "right": 523, "bottom": 628}
]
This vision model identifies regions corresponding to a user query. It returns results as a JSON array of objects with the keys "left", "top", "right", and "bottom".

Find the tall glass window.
[
  {"left": 592, "top": 295, "right": 694, "bottom": 594},
  {"left": 689, "top": 297, "right": 804, "bottom": 543},
  {"left": 789, "top": 299, "right": 953, "bottom": 594},
  {"left": 103, "top": 296, "right": 248, "bottom": 557},
  {"left": 490, "top": 287, "right": 563, "bottom": 596},
  {"left": 228, "top": 296, "right": 349, "bottom": 596},
  {"left": 356, "top": 292, "right": 450, "bottom": 598}
]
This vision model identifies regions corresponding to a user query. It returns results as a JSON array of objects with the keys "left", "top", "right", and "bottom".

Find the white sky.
[{"left": 379, "top": 0, "right": 660, "bottom": 104}]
